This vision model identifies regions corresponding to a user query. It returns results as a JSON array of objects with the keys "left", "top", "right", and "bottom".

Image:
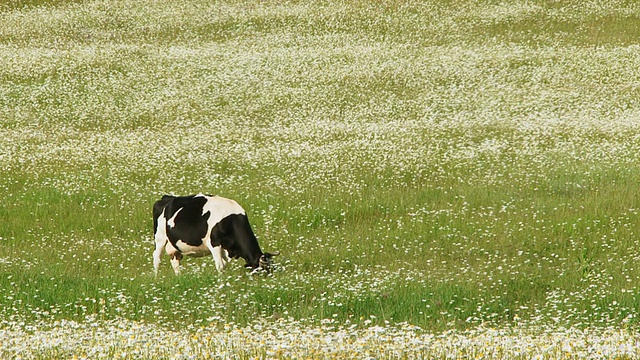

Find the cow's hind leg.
[
  {"left": 169, "top": 252, "right": 183, "bottom": 275},
  {"left": 153, "top": 238, "right": 167, "bottom": 276},
  {"left": 164, "top": 241, "right": 182, "bottom": 275}
]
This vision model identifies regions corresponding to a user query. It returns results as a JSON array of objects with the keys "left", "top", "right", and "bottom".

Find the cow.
[{"left": 152, "top": 194, "right": 279, "bottom": 275}]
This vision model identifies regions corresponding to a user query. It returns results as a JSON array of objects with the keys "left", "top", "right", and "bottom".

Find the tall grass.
[{"left": 2, "top": 0, "right": 640, "bottom": 351}]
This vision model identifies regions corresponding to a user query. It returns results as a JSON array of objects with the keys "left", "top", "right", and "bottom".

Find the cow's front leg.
[{"left": 210, "top": 245, "right": 228, "bottom": 272}]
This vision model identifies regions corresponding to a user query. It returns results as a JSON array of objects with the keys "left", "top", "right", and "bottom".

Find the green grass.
[{"left": 2, "top": 0, "right": 640, "bottom": 344}]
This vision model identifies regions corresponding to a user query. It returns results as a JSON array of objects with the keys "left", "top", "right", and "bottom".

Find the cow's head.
[{"left": 258, "top": 251, "right": 280, "bottom": 273}]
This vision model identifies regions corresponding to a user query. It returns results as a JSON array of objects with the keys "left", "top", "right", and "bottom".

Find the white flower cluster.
[{"left": 2, "top": 318, "right": 639, "bottom": 359}]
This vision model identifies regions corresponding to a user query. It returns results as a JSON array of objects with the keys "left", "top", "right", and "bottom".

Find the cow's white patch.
[
  {"left": 201, "top": 195, "right": 245, "bottom": 228},
  {"left": 167, "top": 207, "right": 183, "bottom": 228},
  {"left": 174, "top": 240, "right": 211, "bottom": 257},
  {"left": 165, "top": 240, "right": 178, "bottom": 254}
]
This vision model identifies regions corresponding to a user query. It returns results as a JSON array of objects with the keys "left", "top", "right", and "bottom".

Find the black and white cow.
[{"left": 153, "top": 194, "right": 278, "bottom": 275}]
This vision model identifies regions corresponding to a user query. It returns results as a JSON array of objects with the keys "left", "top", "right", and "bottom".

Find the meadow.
[{"left": 1, "top": 0, "right": 640, "bottom": 358}]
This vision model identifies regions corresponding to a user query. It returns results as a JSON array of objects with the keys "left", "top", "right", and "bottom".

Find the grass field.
[{"left": 2, "top": 0, "right": 640, "bottom": 358}]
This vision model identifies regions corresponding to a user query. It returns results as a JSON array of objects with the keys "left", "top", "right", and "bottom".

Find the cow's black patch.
[
  {"left": 210, "top": 213, "right": 262, "bottom": 266},
  {"left": 163, "top": 195, "right": 210, "bottom": 248}
]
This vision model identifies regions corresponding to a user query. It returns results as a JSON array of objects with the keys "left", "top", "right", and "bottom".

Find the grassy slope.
[{"left": 1, "top": 0, "right": 640, "bottom": 331}]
